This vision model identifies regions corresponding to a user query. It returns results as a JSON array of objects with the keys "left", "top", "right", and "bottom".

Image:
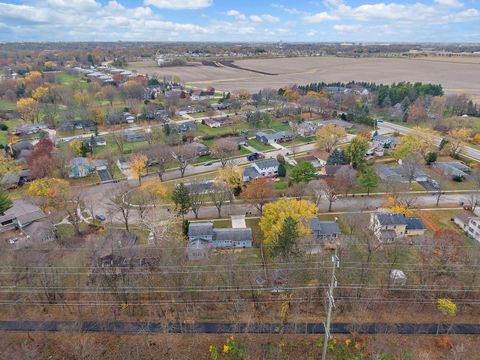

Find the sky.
[{"left": 0, "top": 0, "right": 479, "bottom": 42}]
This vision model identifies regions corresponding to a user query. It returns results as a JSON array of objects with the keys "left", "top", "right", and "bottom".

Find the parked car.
[
  {"left": 204, "top": 161, "right": 213, "bottom": 166},
  {"left": 247, "top": 152, "right": 265, "bottom": 161},
  {"left": 95, "top": 214, "right": 106, "bottom": 222}
]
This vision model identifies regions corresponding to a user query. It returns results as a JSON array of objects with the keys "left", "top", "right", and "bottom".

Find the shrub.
[{"left": 0, "top": 124, "right": 8, "bottom": 131}]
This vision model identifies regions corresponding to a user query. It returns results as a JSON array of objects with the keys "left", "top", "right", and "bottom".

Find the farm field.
[{"left": 129, "top": 56, "right": 480, "bottom": 102}]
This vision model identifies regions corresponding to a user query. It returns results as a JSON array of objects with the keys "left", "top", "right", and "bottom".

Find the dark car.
[{"left": 95, "top": 214, "right": 106, "bottom": 222}]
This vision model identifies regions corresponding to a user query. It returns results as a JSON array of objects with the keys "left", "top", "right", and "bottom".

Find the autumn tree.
[
  {"left": 241, "top": 178, "right": 276, "bottom": 214},
  {"left": 0, "top": 157, "right": 21, "bottom": 175},
  {"left": 138, "top": 179, "right": 167, "bottom": 204},
  {"left": 447, "top": 128, "right": 470, "bottom": 158},
  {"left": 408, "top": 98, "right": 428, "bottom": 124},
  {"left": 316, "top": 124, "right": 347, "bottom": 152},
  {"left": 212, "top": 138, "right": 238, "bottom": 168},
  {"left": 130, "top": 153, "right": 148, "bottom": 185},
  {"left": 28, "top": 138, "right": 55, "bottom": 179},
  {"left": 395, "top": 127, "right": 436, "bottom": 160},
  {"left": 17, "top": 98, "right": 39, "bottom": 123},
  {"left": 27, "top": 177, "right": 69, "bottom": 210},
  {"left": 122, "top": 80, "right": 144, "bottom": 100},
  {"left": 259, "top": 198, "right": 317, "bottom": 245},
  {"left": 217, "top": 164, "right": 243, "bottom": 195},
  {"left": 345, "top": 136, "right": 369, "bottom": 169}
]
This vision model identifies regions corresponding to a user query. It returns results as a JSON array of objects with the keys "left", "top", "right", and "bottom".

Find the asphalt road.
[
  {"left": 379, "top": 121, "right": 480, "bottom": 162},
  {"left": 0, "top": 321, "right": 479, "bottom": 334}
]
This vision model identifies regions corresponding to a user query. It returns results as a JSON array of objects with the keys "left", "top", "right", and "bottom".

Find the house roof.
[
  {"left": 188, "top": 222, "right": 214, "bottom": 237},
  {"left": 434, "top": 162, "right": 470, "bottom": 177},
  {"left": 213, "top": 228, "right": 253, "bottom": 242},
  {"left": 70, "top": 157, "right": 91, "bottom": 166},
  {"left": 310, "top": 218, "right": 341, "bottom": 236},
  {"left": 376, "top": 213, "right": 425, "bottom": 230},
  {"left": 243, "top": 166, "right": 261, "bottom": 179},
  {"left": 0, "top": 200, "right": 46, "bottom": 226},
  {"left": 254, "top": 159, "right": 279, "bottom": 170},
  {"left": 455, "top": 211, "right": 476, "bottom": 224},
  {"left": 22, "top": 219, "right": 55, "bottom": 242}
]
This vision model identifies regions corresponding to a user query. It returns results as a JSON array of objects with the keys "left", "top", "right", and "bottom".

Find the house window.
[{"left": 1, "top": 219, "right": 13, "bottom": 226}]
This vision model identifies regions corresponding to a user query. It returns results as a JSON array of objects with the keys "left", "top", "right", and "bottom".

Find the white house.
[
  {"left": 454, "top": 212, "right": 480, "bottom": 242},
  {"left": 243, "top": 159, "right": 280, "bottom": 182}
]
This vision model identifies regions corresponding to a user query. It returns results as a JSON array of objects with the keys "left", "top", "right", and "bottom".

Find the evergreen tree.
[
  {"left": 271, "top": 216, "right": 299, "bottom": 260},
  {"left": 327, "top": 148, "right": 347, "bottom": 165},
  {"left": 277, "top": 163, "right": 287, "bottom": 177},
  {"left": 359, "top": 166, "right": 379, "bottom": 195},
  {"left": 172, "top": 183, "right": 191, "bottom": 220},
  {"left": 0, "top": 189, "right": 12, "bottom": 215}
]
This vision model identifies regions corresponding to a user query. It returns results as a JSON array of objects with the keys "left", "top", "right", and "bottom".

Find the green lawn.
[
  {"left": 0, "top": 99, "right": 16, "bottom": 110},
  {"left": 55, "top": 72, "right": 87, "bottom": 86},
  {"left": 282, "top": 136, "right": 316, "bottom": 147},
  {"left": 246, "top": 139, "right": 274, "bottom": 151},
  {"left": 198, "top": 123, "right": 250, "bottom": 136},
  {"left": 267, "top": 121, "right": 290, "bottom": 132},
  {"left": 274, "top": 179, "right": 288, "bottom": 190},
  {"left": 0, "top": 118, "right": 21, "bottom": 145},
  {"left": 190, "top": 112, "right": 208, "bottom": 118}
]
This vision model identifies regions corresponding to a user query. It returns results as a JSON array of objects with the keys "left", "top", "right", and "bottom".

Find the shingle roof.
[
  {"left": 376, "top": 213, "right": 425, "bottom": 230},
  {"left": 254, "top": 159, "right": 279, "bottom": 170},
  {"left": 213, "top": 228, "right": 253, "bottom": 242},
  {"left": 243, "top": 166, "right": 261, "bottom": 179},
  {"left": 188, "top": 223, "right": 214, "bottom": 237},
  {"left": 310, "top": 218, "right": 341, "bottom": 236}
]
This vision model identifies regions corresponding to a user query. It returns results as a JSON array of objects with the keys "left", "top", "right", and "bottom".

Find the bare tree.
[
  {"left": 111, "top": 130, "right": 126, "bottom": 154},
  {"left": 211, "top": 138, "right": 238, "bottom": 168},
  {"left": 108, "top": 184, "right": 133, "bottom": 231},
  {"left": 306, "top": 179, "right": 323, "bottom": 207},
  {"left": 209, "top": 182, "right": 232, "bottom": 218},
  {"left": 400, "top": 152, "right": 423, "bottom": 189},
  {"left": 171, "top": 144, "right": 196, "bottom": 178},
  {"left": 146, "top": 144, "right": 172, "bottom": 180},
  {"left": 103, "top": 150, "right": 120, "bottom": 179},
  {"left": 335, "top": 166, "right": 358, "bottom": 196},
  {"left": 188, "top": 180, "right": 205, "bottom": 219},
  {"left": 319, "top": 180, "right": 338, "bottom": 212}
]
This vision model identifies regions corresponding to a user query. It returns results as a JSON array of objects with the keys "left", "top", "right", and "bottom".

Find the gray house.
[
  {"left": 0, "top": 200, "right": 47, "bottom": 233},
  {"left": 243, "top": 159, "right": 280, "bottom": 182},
  {"left": 188, "top": 222, "right": 253, "bottom": 250},
  {"left": 309, "top": 218, "right": 341, "bottom": 239}
]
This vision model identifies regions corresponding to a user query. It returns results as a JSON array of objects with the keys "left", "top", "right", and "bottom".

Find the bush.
[
  {"left": 0, "top": 124, "right": 8, "bottom": 131},
  {"left": 277, "top": 163, "right": 286, "bottom": 177},
  {"left": 425, "top": 152, "right": 438, "bottom": 165}
]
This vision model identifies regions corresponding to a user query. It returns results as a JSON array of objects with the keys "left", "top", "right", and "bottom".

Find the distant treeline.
[{"left": 299, "top": 81, "right": 444, "bottom": 106}]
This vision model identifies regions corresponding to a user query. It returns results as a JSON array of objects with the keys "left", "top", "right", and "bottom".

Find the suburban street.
[{"left": 379, "top": 121, "right": 480, "bottom": 162}]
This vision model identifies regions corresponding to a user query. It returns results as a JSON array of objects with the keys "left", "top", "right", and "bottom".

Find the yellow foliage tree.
[
  {"left": 394, "top": 127, "right": 436, "bottom": 159},
  {"left": 259, "top": 198, "right": 318, "bottom": 245},
  {"left": 139, "top": 179, "right": 168, "bottom": 200},
  {"left": 130, "top": 153, "right": 148, "bottom": 185},
  {"left": 218, "top": 164, "right": 243, "bottom": 191},
  {"left": 383, "top": 196, "right": 414, "bottom": 217},
  {"left": 44, "top": 61, "right": 57, "bottom": 70},
  {"left": 69, "top": 140, "right": 82, "bottom": 157},
  {"left": 16, "top": 97, "right": 39, "bottom": 123},
  {"left": 27, "top": 178, "right": 70, "bottom": 209},
  {"left": 0, "top": 157, "right": 21, "bottom": 175},
  {"left": 283, "top": 87, "right": 300, "bottom": 101},
  {"left": 25, "top": 70, "right": 42, "bottom": 82},
  {"left": 437, "top": 298, "right": 457, "bottom": 317},
  {"left": 316, "top": 124, "right": 347, "bottom": 152},
  {"left": 32, "top": 84, "right": 50, "bottom": 102},
  {"left": 446, "top": 127, "right": 471, "bottom": 157}
]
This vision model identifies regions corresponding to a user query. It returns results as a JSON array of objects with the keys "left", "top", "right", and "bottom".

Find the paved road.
[
  {"left": 0, "top": 320, "right": 478, "bottom": 334},
  {"left": 379, "top": 121, "right": 480, "bottom": 162}
]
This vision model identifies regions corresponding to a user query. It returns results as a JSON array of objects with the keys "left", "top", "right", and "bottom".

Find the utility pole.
[{"left": 322, "top": 247, "right": 339, "bottom": 360}]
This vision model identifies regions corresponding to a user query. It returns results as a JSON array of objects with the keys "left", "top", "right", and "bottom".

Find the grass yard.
[
  {"left": 274, "top": 179, "right": 288, "bottom": 190},
  {"left": 198, "top": 123, "right": 250, "bottom": 136},
  {"left": 282, "top": 136, "right": 315, "bottom": 147},
  {"left": 55, "top": 72, "right": 87, "bottom": 86},
  {"left": 0, "top": 118, "right": 21, "bottom": 145},
  {"left": 190, "top": 112, "right": 209, "bottom": 118},
  {"left": 412, "top": 210, "right": 461, "bottom": 233},
  {"left": 246, "top": 139, "right": 274, "bottom": 151},
  {"left": 0, "top": 99, "right": 16, "bottom": 110},
  {"left": 267, "top": 121, "right": 290, "bottom": 132}
]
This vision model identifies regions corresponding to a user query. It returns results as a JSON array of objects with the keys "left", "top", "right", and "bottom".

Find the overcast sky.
[{"left": 0, "top": 0, "right": 479, "bottom": 42}]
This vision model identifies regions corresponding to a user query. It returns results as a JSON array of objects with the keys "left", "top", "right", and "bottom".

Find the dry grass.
[{"left": 129, "top": 57, "right": 480, "bottom": 102}]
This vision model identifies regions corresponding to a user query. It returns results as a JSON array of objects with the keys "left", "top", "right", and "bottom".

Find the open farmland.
[{"left": 129, "top": 56, "right": 480, "bottom": 102}]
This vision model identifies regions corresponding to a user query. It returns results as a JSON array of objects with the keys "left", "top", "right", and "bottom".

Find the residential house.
[
  {"left": 190, "top": 142, "right": 211, "bottom": 156},
  {"left": 13, "top": 123, "right": 47, "bottom": 136},
  {"left": 293, "top": 153, "right": 327, "bottom": 168},
  {"left": 225, "top": 136, "right": 247, "bottom": 147},
  {"left": 58, "top": 120, "right": 95, "bottom": 132},
  {"left": 204, "top": 118, "right": 222, "bottom": 128},
  {"left": 94, "top": 136, "right": 106, "bottom": 146},
  {"left": 324, "top": 164, "right": 352, "bottom": 177},
  {"left": 370, "top": 212, "right": 426, "bottom": 242},
  {"left": 309, "top": 218, "right": 341, "bottom": 239},
  {"left": 256, "top": 131, "right": 293, "bottom": 145},
  {"left": 187, "top": 239, "right": 212, "bottom": 261},
  {"left": 123, "top": 131, "right": 145, "bottom": 143},
  {"left": 188, "top": 221, "right": 253, "bottom": 250},
  {"left": 433, "top": 162, "right": 471, "bottom": 180},
  {"left": 69, "top": 157, "right": 95, "bottom": 178},
  {"left": 174, "top": 122, "right": 197, "bottom": 133},
  {"left": 372, "top": 134, "right": 396, "bottom": 149},
  {"left": 295, "top": 121, "right": 322, "bottom": 137},
  {"left": 0, "top": 200, "right": 47, "bottom": 233},
  {"left": 375, "top": 163, "right": 429, "bottom": 183},
  {"left": 454, "top": 212, "right": 480, "bottom": 242},
  {"left": 105, "top": 111, "right": 135, "bottom": 125},
  {"left": 243, "top": 159, "right": 279, "bottom": 182},
  {"left": 11, "top": 141, "right": 33, "bottom": 159},
  {"left": 191, "top": 89, "right": 215, "bottom": 101}
]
